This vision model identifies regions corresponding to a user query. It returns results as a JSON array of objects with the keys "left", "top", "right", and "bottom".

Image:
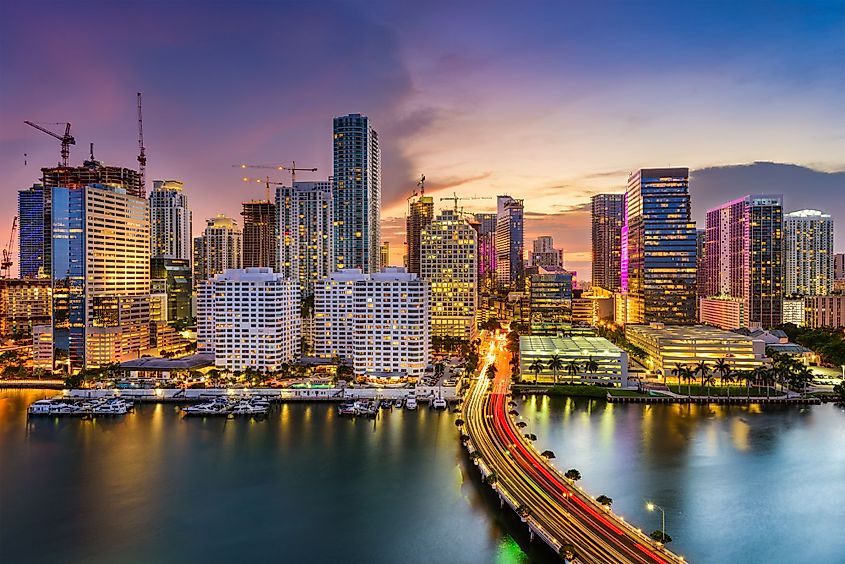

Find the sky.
[{"left": 1, "top": 0, "right": 844, "bottom": 280}]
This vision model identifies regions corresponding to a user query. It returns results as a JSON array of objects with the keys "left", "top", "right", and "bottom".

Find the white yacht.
[
  {"left": 405, "top": 396, "right": 418, "bottom": 410},
  {"left": 432, "top": 397, "right": 447, "bottom": 410}
]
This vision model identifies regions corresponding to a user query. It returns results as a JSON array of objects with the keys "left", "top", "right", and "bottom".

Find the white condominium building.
[
  {"left": 193, "top": 215, "right": 242, "bottom": 285},
  {"left": 197, "top": 267, "right": 300, "bottom": 372},
  {"left": 783, "top": 209, "right": 833, "bottom": 296},
  {"left": 149, "top": 180, "right": 192, "bottom": 260},
  {"left": 421, "top": 209, "right": 478, "bottom": 340},
  {"left": 314, "top": 268, "right": 430, "bottom": 379}
]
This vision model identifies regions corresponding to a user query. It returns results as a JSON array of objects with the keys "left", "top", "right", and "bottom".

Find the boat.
[
  {"left": 338, "top": 403, "right": 357, "bottom": 416},
  {"left": 393, "top": 399, "right": 403, "bottom": 409},
  {"left": 27, "top": 400, "right": 58, "bottom": 415},
  {"left": 432, "top": 397, "right": 447, "bottom": 410},
  {"left": 92, "top": 403, "right": 128, "bottom": 415},
  {"left": 405, "top": 397, "right": 418, "bottom": 410}
]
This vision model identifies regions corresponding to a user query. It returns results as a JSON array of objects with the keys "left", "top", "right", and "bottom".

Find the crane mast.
[
  {"left": 2, "top": 216, "right": 18, "bottom": 279},
  {"left": 24, "top": 121, "right": 75, "bottom": 166},
  {"left": 137, "top": 92, "right": 147, "bottom": 195}
]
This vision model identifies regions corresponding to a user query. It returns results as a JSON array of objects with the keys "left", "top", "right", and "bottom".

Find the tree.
[
  {"left": 485, "top": 363, "right": 498, "bottom": 379},
  {"left": 547, "top": 355, "right": 564, "bottom": 385},
  {"left": 671, "top": 362, "right": 684, "bottom": 386},
  {"left": 529, "top": 359, "right": 545, "bottom": 383},
  {"left": 541, "top": 450, "right": 556, "bottom": 459},
  {"left": 596, "top": 495, "right": 613, "bottom": 507},
  {"left": 833, "top": 381, "right": 845, "bottom": 404},
  {"left": 480, "top": 318, "right": 502, "bottom": 332},
  {"left": 680, "top": 365, "right": 695, "bottom": 398},
  {"left": 713, "top": 358, "right": 732, "bottom": 396},
  {"left": 694, "top": 360, "right": 709, "bottom": 390},
  {"left": 585, "top": 356, "right": 599, "bottom": 375},
  {"left": 650, "top": 530, "right": 672, "bottom": 544},
  {"left": 564, "top": 468, "right": 581, "bottom": 482},
  {"left": 560, "top": 544, "right": 576, "bottom": 561},
  {"left": 565, "top": 359, "right": 579, "bottom": 383},
  {"left": 702, "top": 373, "right": 716, "bottom": 398}
]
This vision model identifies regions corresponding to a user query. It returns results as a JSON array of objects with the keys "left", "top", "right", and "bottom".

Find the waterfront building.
[
  {"left": 314, "top": 268, "right": 430, "bottom": 379},
  {"left": 18, "top": 184, "right": 47, "bottom": 278},
  {"left": 193, "top": 215, "right": 242, "bottom": 285},
  {"left": 333, "top": 113, "right": 381, "bottom": 273},
  {"left": 624, "top": 168, "right": 697, "bottom": 324},
  {"left": 32, "top": 324, "right": 53, "bottom": 370},
  {"left": 590, "top": 193, "right": 624, "bottom": 292},
  {"left": 421, "top": 209, "right": 477, "bottom": 340},
  {"left": 473, "top": 212, "right": 497, "bottom": 294},
  {"left": 625, "top": 323, "right": 767, "bottom": 376},
  {"left": 804, "top": 295, "right": 845, "bottom": 328},
  {"left": 527, "top": 266, "right": 573, "bottom": 323},
  {"left": 518, "top": 335, "right": 628, "bottom": 386},
  {"left": 782, "top": 298, "right": 805, "bottom": 327},
  {"left": 496, "top": 195, "right": 525, "bottom": 292},
  {"left": 150, "top": 257, "right": 192, "bottom": 325},
  {"left": 197, "top": 267, "right": 300, "bottom": 372},
  {"left": 705, "top": 195, "right": 783, "bottom": 329},
  {"left": 242, "top": 200, "right": 278, "bottom": 270},
  {"left": 0, "top": 279, "right": 51, "bottom": 338},
  {"left": 783, "top": 209, "right": 833, "bottom": 297},
  {"left": 50, "top": 182, "right": 150, "bottom": 371},
  {"left": 149, "top": 180, "right": 192, "bottom": 261},
  {"left": 699, "top": 296, "right": 745, "bottom": 330},
  {"left": 406, "top": 194, "right": 434, "bottom": 275},
  {"left": 530, "top": 236, "right": 563, "bottom": 268}
]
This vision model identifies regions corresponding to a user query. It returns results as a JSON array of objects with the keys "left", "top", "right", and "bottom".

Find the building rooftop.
[
  {"left": 119, "top": 354, "right": 214, "bottom": 371},
  {"left": 520, "top": 335, "right": 624, "bottom": 357},
  {"left": 626, "top": 324, "right": 756, "bottom": 342}
]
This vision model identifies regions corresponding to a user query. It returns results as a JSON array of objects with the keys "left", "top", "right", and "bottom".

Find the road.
[{"left": 462, "top": 333, "right": 686, "bottom": 563}]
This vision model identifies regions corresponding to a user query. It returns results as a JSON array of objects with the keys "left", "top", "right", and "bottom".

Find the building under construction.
[
  {"left": 42, "top": 158, "right": 143, "bottom": 198},
  {"left": 241, "top": 200, "right": 278, "bottom": 270},
  {"left": 406, "top": 195, "right": 434, "bottom": 275}
]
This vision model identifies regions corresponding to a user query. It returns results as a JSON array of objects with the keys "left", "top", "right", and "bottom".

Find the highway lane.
[{"left": 463, "top": 334, "right": 685, "bottom": 563}]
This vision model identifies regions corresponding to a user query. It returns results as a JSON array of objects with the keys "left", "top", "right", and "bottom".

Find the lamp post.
[{"left": 646, "top": 502, "right": 665, "bottom": 542}]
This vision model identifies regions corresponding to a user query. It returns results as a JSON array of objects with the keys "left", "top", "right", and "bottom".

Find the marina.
[{"left": 27, "top": 397, "right": 133, "bottom": 417}]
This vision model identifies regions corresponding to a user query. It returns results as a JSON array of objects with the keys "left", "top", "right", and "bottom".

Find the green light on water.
[{"left": 495, "top": 535, "right": 529, "bottom": 564}]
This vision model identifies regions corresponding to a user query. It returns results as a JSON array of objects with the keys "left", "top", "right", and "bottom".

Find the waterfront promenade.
[{"left": 463, "top": 336, "right": 685, "bottom": 563}]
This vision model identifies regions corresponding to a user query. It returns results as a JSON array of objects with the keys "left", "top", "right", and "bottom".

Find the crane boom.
[
  {"left": 439, "top": 191, "right": 492, "bottom": 212},
  {"left": 24, "top": 121, "right": 76, "bottom": 166},
  {"left": 234, "top": 163, "right": 318, "bottom": 199}
]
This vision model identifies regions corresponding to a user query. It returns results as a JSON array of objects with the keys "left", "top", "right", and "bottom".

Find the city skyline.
[{"left": 2, "top": 1, "right": 844, "bottom": 278}]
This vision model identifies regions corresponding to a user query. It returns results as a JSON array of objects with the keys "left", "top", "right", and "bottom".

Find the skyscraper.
[
  {"left": 241, "top": 200, "right": 278, "bottom": 270},
  {"left": 530, "top": 236, "right": 564, "bottom": 268},
  {"left": 421, "top": 209, "right": 478, "bottom": 340},
  {"left": 289, "top": 181, "right": 333, "bottom": 298},
  {"left": 380, "top": 241, "right": 390, "bottom": 270},
  {"left": 590, "top": 193, "right": 624, "bottom": 292},
  {"left": 406, "top": 194, "right": 434, "bottom": 275},
  {"left": 705, "top": 195, "right": 783, "bottom": 329},
  {"left": 150, "top": 257, "right": 192, "bottom": 325},
  {"left": 193, "top": 215, "right": 242, "bottom": 284},
  {"left": 18, "top": 184, "right": 46, "bottom": 278},
  {"left": 473, "top": 212, "right": 497, "bottom": 294},
  {"left": 50, "top": 183, "right": 150, "bottom": 371},
  {"left": 333, "top": 113, "right": 381, "bottom": 273},
  {"left": 835, "top": 253, "right": 845, "bottom": 281},
  {"left": 625, "top": 168, "right": 697, "bottom": 324},
  {"left": 149, "top": 180, "right": 192, "bottom": 260},
  {"left": 783, "top": 209, "right": 833, "bottom": 296},
  {"left": 496, "top": 195, "right": 524, "bottom": 292}
]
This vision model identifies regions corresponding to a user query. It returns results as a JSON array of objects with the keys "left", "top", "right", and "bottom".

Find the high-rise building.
[
  {"left": 625, "top": 168, "right": 697, "bottom": 324},
  {"left": 149, "top": 180, "right": 192, "bottom": 261},
  {"left": 527, "top": 266, "right": 573, "bottom": 323},
  {"left": 150, "top": 257, "right": 192, "bottom": 325},
  {"left": 406, "top": 195, "right": 434, "bottom": 275},
  {"left": 18, "top": 184, "right": 47, "bottom": 278},
  {"left": 804, "top": 295, "right": 845, "bottom": 328},
  {"left": 197, "top": 267, "right": 300, "bottom": 371},
  {"left": 834, "top": 253, "right": 845, "bottom": 281},
  {"left": 380, "top": 241, "right": 390, "bottom": 270},
  {"left": 473, "top": 212, "right": 497, "bottom": 294},
  {"left": 696, "top": 229, "right": 707, "bottom": 309},
  {"left": 530, "top": 236, "right": 563, "bottom": 268},
  {"left": 590, "top": 193, "right": 624, "bottom": 292},
  {"left": 0, "top": 279, "right": 51, "bottom": 338},
  {"left": 50, "top": 183, "right": 150, "bottom": 371},
  {"left": 333, "top": 113, "right": 381, "bottom": 273},
  {"left": 289, "top": 181, "right": 333, "bottom": 297},
  {"left": 496, "top": 195, "right": 524, "bottom": 292},
  {"left": 704, "top": 195, "right": 783, "bottom": 329},
  {"left": 193, "top": 215, "right": 242, "bottom": 284},
  {"left": 314, "top": 268, "right": 429, "bottom": 379},
  {"left": 241, "top": 200, "right": 278, "bottom": 270},
  {"left": 783, "top": 209, "right": 833, "bottom": 296},
  {"left": 421, "top": 209, "right": 478, "bottom": 340}
]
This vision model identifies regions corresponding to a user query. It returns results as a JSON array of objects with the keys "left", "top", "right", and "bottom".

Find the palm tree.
[
  {"left": 585, "top": 356, "right": 599, "bottom": 375},
  {"left": 485, "top": 363, "right": 498, "bottom": 379},
  {"left": 565, "top": 359, "right": 580, "bottom": 383},
  {"left": 529, "top": 359, "right": 544, "bottom": 383},
  {"left": 702, "top": 372, "right": 716, "bottom": 398},
  {"left": 671, "top": 362, "right": 684, "bottom": 387},
  {"left": 694, "top": 360, "right": 709, "bottom": 391},
  {"left": 547, "top": 355, "right": 564, "bottom": 385},
  {"left": 720, "top": 370, "right": 735, "bottom": 399},
  {"left": 680, "top": 365, "right": 695, "bottom": 398},
  {"left": 713, "top": 358, "right": 731, "bottom": 394}
]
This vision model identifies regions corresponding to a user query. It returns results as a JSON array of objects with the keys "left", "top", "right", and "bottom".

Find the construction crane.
[
  {"left": 240, "top": 176, "right": 283, "bottom": 202},
  {"left": 24, "top": 121, "right": 75, "bottom": 166},
  {"left": 439, "top": 192, "right": 492, "bottom": 213},
  {"left": 234, "top": 162, "right": 318, "bottom": 196},
  {"left": 137, "top": 92, "right": 147, "bottom": 194},
  {"left": 2, "top": 217, "right": 18, "bottom": 279}
]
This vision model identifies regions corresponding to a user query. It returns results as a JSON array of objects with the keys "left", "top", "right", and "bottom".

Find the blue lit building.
[
  {"left": 624, "top": 168, "right": 697, "bottom": 324},
  {"left": 496, "top": 195, "right": 524, "bottom": 291},
  {"left": 18, "top": 184, "right": 47, "bottom": 279},
  {"left": 332, "top": 113, "right": 381, "bottom": 273}
]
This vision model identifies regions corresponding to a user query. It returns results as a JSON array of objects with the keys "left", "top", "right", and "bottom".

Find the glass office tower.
[{"left": 591, "top": 193, "right": 625, "bottom": 292}]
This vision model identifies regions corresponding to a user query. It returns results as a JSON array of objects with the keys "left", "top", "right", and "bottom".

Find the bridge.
[{"left": 461, "top": 334, "right": 686, "bottom": 563}]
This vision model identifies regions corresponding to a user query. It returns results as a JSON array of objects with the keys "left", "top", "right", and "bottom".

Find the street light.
[{"left": 646, "top": 502, "right": 665, "bottom": 543}]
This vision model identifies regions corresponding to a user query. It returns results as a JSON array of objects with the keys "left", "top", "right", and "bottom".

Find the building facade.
[
  {"left": 625, "top": 168, "right": 697, "bottom": 324},
  {"left": 496, "top": 195, "right": 525, "bottom": 292},
  {"left": 783, "top": 209, "right": 833, "bottom": 297},
  {"left": 420, "top": 209, "right": 478, "bottom": 340},
  {"left": 705, "top": 195, "right": 783, "bottom": 329},
  {"left": 473, "top": 212, "right": 497, "bottom": 295},
  {"left": 241, "top": 200, "right": 278, "bottom": 270},
  {"left": 406, "top": 195, "right": 434, "bottom": 275},
  {"left": 150, "top": 257, "right": 192, "bottom": 325},
  {"left": 333, "top": 113, "right": 381, "bottom": 273},
  {"left": 699, "top": 296, "right": 745, "bottom": 330},
  {"left": 530, "top": 236, "right": 564, "bottom": 268},
  {"left": 834, "top": 253, "right": 845, "bottom": 282},
  {"left": 314, "top": 268, "right": 430, "bottom": 379},
  {"left": 193, "top": 215, "right": 242, "bottom": 284},
  {"left": 527, "top": 267, "right": 573, "bottom": 323},
  {"left": 291, "top": 181, "right": 333, "bottom": 297},
  {"left": 18, "top": 184, "right": 47, "bottom": 278},
  {"left": 0, "top": 279, "right": 51, "bottom": 338},
  {"left": 590, "top": 193, "right": 624, "bottom": 292},
  {"left": 149, "top": 180, "right": 192, "bottom": 261},
  {"left": 519, "top": 335, "right": 628, "bottom": 386},
  {"left": 50, "top": 183, "right": 150, "bottom": 371},
  {"left": 197, "top": 268, "right": 300, "bottom": 371},
  {"left": 804, "top": 295, "right": 845, "bottom": 328}
]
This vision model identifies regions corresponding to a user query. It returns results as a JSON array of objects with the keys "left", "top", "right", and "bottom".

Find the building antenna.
[{"left": 137, "top": 92, "right": 147, "bottom": 196}]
